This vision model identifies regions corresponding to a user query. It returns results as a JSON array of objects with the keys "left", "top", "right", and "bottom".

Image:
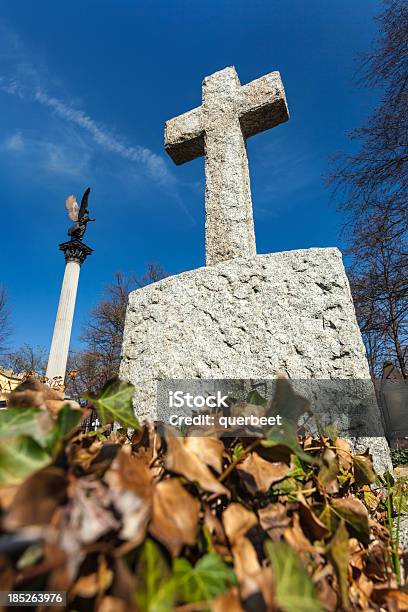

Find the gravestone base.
[{"left": 120, "top": 247, "right": 391, "bottom": 471}]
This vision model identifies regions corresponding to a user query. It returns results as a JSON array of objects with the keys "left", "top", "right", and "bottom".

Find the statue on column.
[{"left": 65, "top": 187, "right": 95, "bottom": 242}]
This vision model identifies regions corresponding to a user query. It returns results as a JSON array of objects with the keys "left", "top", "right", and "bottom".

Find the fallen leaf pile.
[{"left": 0, "top": 378, "right": 407, "bottom": 611}]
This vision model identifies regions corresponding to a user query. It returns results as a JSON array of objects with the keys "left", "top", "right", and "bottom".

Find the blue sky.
[{"left": 0, "top": 0, "right": 381, "bottom": 353}]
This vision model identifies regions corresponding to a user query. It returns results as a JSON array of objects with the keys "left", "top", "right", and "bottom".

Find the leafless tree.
[
  {"left": 329, "top": 0, "right": 407, "bottom": 378},
  {"left": 5, "top": 344, "right": 48, "bottom": 375},
  {"left": 67, "top": 262, "right": 167, "bottom": 397},
  {"left": 348, "top": 214, "right": 407, "bottom": 377},
  {"left": 0, "top": 286, "right": 11, "bottom": 356}
]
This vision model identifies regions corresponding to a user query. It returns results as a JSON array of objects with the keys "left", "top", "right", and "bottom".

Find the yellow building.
[{"left": 0, "top": 369, "right": 24, "bottom": 407}]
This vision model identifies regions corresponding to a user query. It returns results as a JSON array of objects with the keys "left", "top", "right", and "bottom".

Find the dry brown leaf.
[
  {"left": 7, "top": 377, "right": 77, "bottom": 415},
  {"left": 257, "top": 443, "right": 293, "bottom": 464},
  {"left": 4, "top": 467, "right": 67, "bottom": 530},
  {"left": 69, "top": 437, "right": 105, "bottom": 471},
  {"left": 0, "top": 557, "right": 14, "bottom": 592},
  {"left": 105, "top": 446, "right": 152, "bottom": 542},
  {"left": 258, "top": 503, "right": 290, "bottom": 541},
  {"left": 232, "top": 536, "right": 274, "bottom": 607},
  {"left": 373, "top": 588, "right": 408, "bottom": 610},
  {"left": 318, "top": 448, "right": 339, "bottom": 493},
  {"left": 0, "top": 485, "right": 19, "bottom": 510},
  {"left": 236, "top": 453, "right": 290, "bottom": 493},
  {"left": 222, "top": 503, "right": 258, "bottom": 544},
  {"left": 87, "top": 442, "right": 121, "bottom": 473},
  {"left": 149, "top": 478, "right": 199, "bottom": 556},
  {"left": 331, "top": 497, "right": 370, "bottom": 544},
  {"left": 97, "top": 596, "right": 128, "bottom": 612},
  {"left": 204, "top": 505, "right": 229, "bottom": 556},
  {"left": 66, "top": 477, "right": 119, "bottom": 544},
  {"left": 165, "top": 433, "right": 229, "bottom": 497},
  {"left": 335, "top": 438, "right": 353, "bottom": 470},
  {"left": 0, "top": 378, "right": 402, "bottom": 609},
  {"left": 349, "top": 538, "right": 365, "bottom": 570},
  {"left": 284, "top": 513, "right": 316, "bottom": 554},
  {"left": 184, "top": 436, "right": 225, "bottom": 473},
  {"left": 298, "top": 495, "right": 330, "bottom": 541},
  {"left": 328, "top": 519, "right": 349, "bottom": 609},
  {"left": 71, "top": 573, "right": 100, "bottom": 599},
  {"left": 316, "top": 576, "right": 338, "bottom": 612},
  {"left": 109, "top": 557, "right": 138, "bottom": 606},
  {"left": 211, "top": 587, "right": 243, "bottom": 612},
  {"left": 365, "top": 541, "right": 392, "bottom": 581},
  {"left": 42, "top": 540, "right": 76, "bottom": 592},
  {"left": 355, "top": 573, "right": 374, "bottom": 610},
  {"left": 71, "top": 557, "right": 113, "bottom": 599}
]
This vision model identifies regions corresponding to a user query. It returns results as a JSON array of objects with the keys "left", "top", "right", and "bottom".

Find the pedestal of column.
[{"left": 46, "top": 240, "right": 92, "bottom": 383}]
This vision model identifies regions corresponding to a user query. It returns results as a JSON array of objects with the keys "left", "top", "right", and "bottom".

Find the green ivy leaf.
[
  {"left": 269, "top": 377, "right": 310, "bottom": 422},
  {"left": 246, "top": 389, "right": 268, "bottom": 407},
  {"left": 262, "top": 422, "right": 317, "bottom": 465},
  {"left": 0, "top": 437, "right": 51, "bottom": 485},
  {"left": 318, "top": 448, "right": 339, "bottom": 489},
  {"left": 57, "top": 404, "right": 82, "bottom": 438},
  {"left": 353, "top": 453, "right": 376, "bottom": 486},
  {"left": 0, "top": 408, "right": 54, "bottom": 448},
  {"left": 288, "top": 454, "right": 307, "bottom": 478},
  {"left": 232, "top": 443, "right": 245, "bottom": 462},
  {"left": 84, "top": 378, "right": 139, "bottom": 430},
  {"left": 44, "top": 404, "right": 83, "bottom": 454},
  {"left": 173, "top": 553, "right": 236, "bottom": 603},
  {"left": 331, "top": 498, "right": 370, "bottom": 545},
  {"left": 328, "top": 520, "right": 349, "bottom": 609},
  {"left": 265, "top": 541, "right": 322, "bottom": 612},
  {"left": 392, "top": 477, "right": 408, "bottom": 513},
  {"left": 272, "top": 476, "right": 301, "bottom": 495},
  {"left": 319, "top": 505, "right": 337, "bottom": 532},
  {"left": 134, "top": 539, "right": 175, "bottom": 612}
]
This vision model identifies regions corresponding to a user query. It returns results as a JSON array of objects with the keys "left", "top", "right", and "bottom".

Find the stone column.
[{"left": 46, "top": 240, "right": 92, "bottom": 383}]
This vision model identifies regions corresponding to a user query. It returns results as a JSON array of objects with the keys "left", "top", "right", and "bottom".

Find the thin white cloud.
[
  {"left": 0, "top": 80, "right": 173, "bottom": 184},
  {"left": 0, "top": 23, "right": 199, "bottom": 221},
  {"left": 0, "top": 20, "right": 173, "bottom": 185},
  {"left": 2, "top": 130, "right": 91, "bottom": 178},
  {"left": 4, "top": 131, "right": 24, "bottom": 152},
  {"left": 33, "top": 89, "right": 172, "bottom": 183},
  {"left": 42, "top": 140, "right": 91, "bottom": 177}
]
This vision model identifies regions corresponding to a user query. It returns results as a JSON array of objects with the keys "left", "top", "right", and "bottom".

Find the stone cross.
[{"left": 165, "top": 66, "right": 289, "bottom": 265}]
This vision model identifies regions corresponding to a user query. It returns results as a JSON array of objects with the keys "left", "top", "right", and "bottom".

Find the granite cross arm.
[{"left": 164, "top": 67, "right": 289, "bottom": 265}]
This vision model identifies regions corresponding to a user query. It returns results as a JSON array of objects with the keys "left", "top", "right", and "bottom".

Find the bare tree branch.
[{"left": 329, "top": 0, "right": 407, "bottom": 378}]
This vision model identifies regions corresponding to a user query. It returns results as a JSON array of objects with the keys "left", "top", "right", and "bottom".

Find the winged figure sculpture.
[{"left": 65, "top": 187, "right": 95, "bottom": 242}]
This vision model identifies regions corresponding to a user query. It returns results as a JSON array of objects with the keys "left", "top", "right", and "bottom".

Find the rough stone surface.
[
  {"left": 120, "top": 247, "right": 392, "bottom": 471},
  {"left": 164, "top": 67, "right": 288, "bottom": 265},
  {"left": 123, "top": 249, "right": 364, "bottom": 403},
  {"left": 397, "top": 514, "right": 408, "bottom": 552}
]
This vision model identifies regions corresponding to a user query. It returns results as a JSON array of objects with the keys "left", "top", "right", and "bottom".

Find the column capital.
[{"left": 59, "top": 240, "right": 93, "bottom": 265}]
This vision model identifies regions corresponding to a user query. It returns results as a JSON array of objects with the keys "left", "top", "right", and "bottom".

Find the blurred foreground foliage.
[{"left": 0, "top": 378, "right": 407, "bottom": 611}]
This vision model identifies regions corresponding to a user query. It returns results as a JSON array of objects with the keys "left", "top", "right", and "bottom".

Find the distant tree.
[
  {"left": 5, "top": 344, "right": 48, "bottom": 376},
  {"left": 67, "top": 262, "right": 167, "bottom": 397},
  {"left": 329, "top": 0, "right": 407, "bottom": 378},
  {"left": 348, "top": 214, "right": 407, "bottom": 378},
  {"left": 0, "top": 286, "right": 11, "bottom": 356}
]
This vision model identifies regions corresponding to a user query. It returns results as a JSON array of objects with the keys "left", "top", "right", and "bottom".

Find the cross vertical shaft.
[{"left": 203, "top": 69, "right": 256, "bottom": 264}]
